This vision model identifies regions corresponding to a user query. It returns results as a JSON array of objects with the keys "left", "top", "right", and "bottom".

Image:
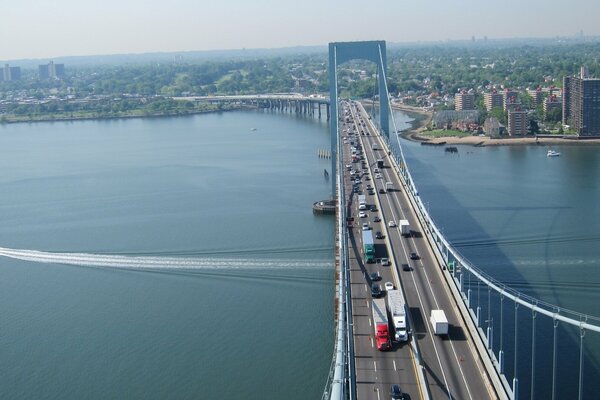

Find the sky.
[{"left": 1, "top": 0, "right": 599, "bottom": 61}]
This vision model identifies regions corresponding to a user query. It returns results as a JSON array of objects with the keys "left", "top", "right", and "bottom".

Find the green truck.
[{"left": 362, "top": 230, "right": 375, "bottom": 263}]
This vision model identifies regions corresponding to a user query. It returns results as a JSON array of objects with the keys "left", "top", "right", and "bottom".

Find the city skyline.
[{"left": 1, "top": 0, "right": 599, "bottom": 61}]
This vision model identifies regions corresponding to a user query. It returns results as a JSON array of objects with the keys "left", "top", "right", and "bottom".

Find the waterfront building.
[
  {"left": 543, "top": 95, "right": 562, "bottom": 119},
  {"left": 455, "top": 90, "right": 475, "bottom": 111},
  {"left": 484, "top": 117, "right": 504, "bottom": 138},
  {"left": 484, "top": 91, "right": 504, "bottom": 111},
  {"left": 507, "top": 108, "right": 529, "bottom": 136},
  {"left": 503, "top": 89, "right": 520, "bottom": 111},
  {"left": 39, "top": 61, "right": 65, "bottom": 79},
  {"left": 527, "top": 87, "right": 543, "bottom": 107},
  {"left": 562, "top": 66, "right": 600, "bottom": 136}
]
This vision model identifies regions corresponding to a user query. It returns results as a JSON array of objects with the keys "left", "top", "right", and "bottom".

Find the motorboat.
[{"left": 547, "top": 150, "right": 560, "bottom": 157}]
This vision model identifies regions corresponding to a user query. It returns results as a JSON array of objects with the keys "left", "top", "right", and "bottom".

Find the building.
[
  {"left": 484, "top": 91, "right": 504, "bottom": 111},
  {"left": 562, "top": 66, "right": 600, "bottom": 136},
  {"left": 455, "top": 90, "right": 475, "bottom": 111},
  {"left": 39, "top": 61, "right": 65, "bottom": 79},
  {"left": 543, "top": 95, "right": 562, "bottom": 119},
  {"left": 484, "top": 117, "right": 504, "bottom": 138},
  {"left": 527, "top": 87, "right": 543, "bottom": 107},
  {"left": 507, "top": 108, "right": 529, "bottom": 136},
  {"left": 2, "top": 64, "right": 21, "bottom": 82},
  {"left": 503, "top": 90, "right": 520, "bottom": 111}
]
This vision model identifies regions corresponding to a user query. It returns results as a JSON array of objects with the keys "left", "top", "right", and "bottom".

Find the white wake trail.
[{"left": 0, "top": 247, "right": 332, "bottom": 270}]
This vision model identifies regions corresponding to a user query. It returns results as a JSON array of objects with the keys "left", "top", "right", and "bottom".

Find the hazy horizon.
[{"left": 2, "top": 0, "right": 599, "bottom": 61}]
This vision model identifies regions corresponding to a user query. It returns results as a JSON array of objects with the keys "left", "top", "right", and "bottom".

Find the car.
[
  {"left": 402, "top": 263, "right": 411, "bottom": 271},
  {"left": 375, "top": 231, "right": 384, "bottom": 239},
  {"left": 384, "top": 282, "right": 394, "bottom": 291},
  {"left": 370, "top": 271, "right": 381, "bottom": 281},
  {"left": 371, "top": 284, "right": 382, "bottom": 298},
  {"left": 390, "top": 384, "right": 404, "bottom": 399},
  {"left": 381, "top": 257, "right": 390, "bottom": 266},
  {"left": 370, "top": 205, "right": 377, "bottom": 212},
  {"left": 362, "top": 223, "right": 370, "bottom": 231},
  {"left": 379, "top": 188, "right": 385, "bottom": 194},
  {"left": 365, "top": 175, "right": 371, "bottom": 181},
  {"left": 359, "top": 211, "right": 367, "bottom": 218},
  {"left": 373, "top": 216, "right": 381, "bottom": 223},
  {"left": 373, "top": 168, "right": 380, "bottom": 173},
  {"left": 410, "top": 252, "right": 419, "bottom": 260},
  {"left": 388, "top": 220, "right": 397, "bottom": 227},
  {"left": 368, "top": 190, "right": 375, "bottom": 195},
  {"left": 375, "top": 173, "right": 382, "bottom": 179}
]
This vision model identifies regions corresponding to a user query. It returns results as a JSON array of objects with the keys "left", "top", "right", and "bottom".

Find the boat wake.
[{"left": 0, "top": 247, "right": 332, "bottom": 271}]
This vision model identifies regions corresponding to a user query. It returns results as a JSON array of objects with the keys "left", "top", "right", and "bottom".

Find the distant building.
[
  {"left": 484, "top": 91, "right": 504, "bottom": 111},
  {"left": 562, "top": 66, "right": 600, "bottom": 136},
  {"left": 433, "top": 110, "right": 479, "bottom": 128},
  {"left": 527, "top": 87, "right": 543, "bottom": 107},
  {"left": 507, "top": 108, "right": 529, "bottom": 136},
  {"left": 503, "top": 90, "right": 520, "bottom": 111},
  {"left": 2, "top": 64, "right": 21, "bottom": 82},
  {"left": 39, "top": 61, "right": 65, "bottom": 79},
  {"left": 454, "top": 90, "right": 475, "bottom": 111},
  {"left": 543, "top": 95, "right": 562, "bottom": 119}
]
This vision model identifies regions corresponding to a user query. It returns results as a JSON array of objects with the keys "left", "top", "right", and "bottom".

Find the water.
[
  {"left": 397, "top": 134, "right": 600, "bottom": 399},
  {"left": 0, "top": 111, "right": 335, "bottom": 399}
]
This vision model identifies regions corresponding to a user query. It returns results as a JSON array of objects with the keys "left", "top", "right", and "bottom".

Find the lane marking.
[
  {"left": 373, "top": 360, "right": 377, "bottom": 372},
  {"left": 393, "top": 359, "right": 397, "bottom": 371}
]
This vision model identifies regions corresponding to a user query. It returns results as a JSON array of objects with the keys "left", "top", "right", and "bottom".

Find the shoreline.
[
  {"left": 0, "top": 105, "right": 250, "bottom": 126},
  {"left": 393, "top": 104, "right": 600, "bottom": 146}
]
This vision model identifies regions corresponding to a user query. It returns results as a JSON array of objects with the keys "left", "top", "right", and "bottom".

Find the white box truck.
[
  {"left": 400, "top": 220, "right": 410, "bottom": 237},
  {"left": 385, "top": 181, "right": 393, "bottom": 191},
  {"left": 387, "top": 289, "right": 408, "bottom": 342},
  {"left": 430, "top": 309, "right": 449, "bottom": 335}
]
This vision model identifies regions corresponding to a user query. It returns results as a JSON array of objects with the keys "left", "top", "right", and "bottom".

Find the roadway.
[{"left": 342, "top": 100, "right": 497, "bottom": 400}]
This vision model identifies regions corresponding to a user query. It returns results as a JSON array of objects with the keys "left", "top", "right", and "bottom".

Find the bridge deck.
[{"left": 342, "top": 101, "right": 498, "bottom": 400}]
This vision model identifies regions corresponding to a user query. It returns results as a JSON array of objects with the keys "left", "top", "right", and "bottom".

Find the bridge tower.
[{"left": 328, "top": 40, "right": 389, "bottom": 196}]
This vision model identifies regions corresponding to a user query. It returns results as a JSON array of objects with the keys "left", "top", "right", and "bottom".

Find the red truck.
[{"left": 372, "top": 298, "right": 391, "bottom": 351}]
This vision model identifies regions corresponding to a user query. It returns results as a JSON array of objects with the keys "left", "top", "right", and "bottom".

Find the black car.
[
  {"left": 371, "top": 284, "right": 382, "bottom": 298},
  {"left": 373, "top": 216, "right": 381, "bottom": 223},
  {"left": 390, "top": 384, "right": 404, "bottom": 399},
  {"left": 402, "top": 263, "right": 411, "bottom": 271},
  {"left": 375, "top": 231, "right": 384, "bottom": 239},
  {"left": 370, "top": 271, "right": 381, "bottom": 281},
  {"left": 370, "top": 205, "right": 377, "bottom": 212},
  {"left": 379, "top": 188, "right": 385, "bottom": 194},
  {"left": 410, "top": 252, "right": 419, "bottom": 260}
]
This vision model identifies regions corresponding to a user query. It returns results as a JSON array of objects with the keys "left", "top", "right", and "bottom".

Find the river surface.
[
  {"left": 391, "top": 117, "right": 600, "bottom": 399},
  {"left": 0, "top": 111, "right": 335, "bottom": 399},
  {"left": 1, "top": 107, "right": 599, "bottom": 399}
]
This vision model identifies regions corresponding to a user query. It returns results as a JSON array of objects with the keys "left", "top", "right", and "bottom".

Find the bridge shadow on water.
[{"left": 398, "top": 145, "right": 600, "bottom": 400}]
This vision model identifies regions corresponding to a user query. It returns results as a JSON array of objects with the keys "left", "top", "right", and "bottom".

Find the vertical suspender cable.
[
  {"left": 513, "top": 299, "right": 520, "bottom": 400},
  {"left": 578, "top": 323, "right": 586, "bottom": 400},
  {"left": 500, "top": 294, "right": 505, "bottom": 374},
  {"left": 551, "top": 317, "right": 559, "bottom": 400},
  {"left": 530, "top": 304, "right": 537, "bottom": 400}
]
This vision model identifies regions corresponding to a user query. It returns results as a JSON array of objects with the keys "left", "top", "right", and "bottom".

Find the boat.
[{"left": 547, "top": 150, "right": 560, "bottom": 157}]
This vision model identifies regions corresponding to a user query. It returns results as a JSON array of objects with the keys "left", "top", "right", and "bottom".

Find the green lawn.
[{"left": 423, "top": 129, "right": 474, "bottom": 138}]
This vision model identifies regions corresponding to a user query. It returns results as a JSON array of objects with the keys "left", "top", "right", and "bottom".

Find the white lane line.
[
  {"left": 369, "top": 317, "right": 372, "bottom": 327},
  {"left": 373, "top": 360, "right": 377, "bottom": 372},
  {"left": 393, "top": 359, "right": 397, "bottom": 371},
  {"left": 364, "top": 284, "right": 368, "bottom": 292},
  {"left": 371, "top": 336, "right": 374, "bottom": 348},
  {"left": 376, "top": 387, "right": 381, "bottom": 400}
]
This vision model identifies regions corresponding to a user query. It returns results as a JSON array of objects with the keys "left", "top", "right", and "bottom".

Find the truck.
[
  {"left": 377, "top": 158, "right": 384, "bottom": 168},
  {"left": 372, "top": 298, "right": 391, "bottom": 351},
  {"left": 371, "top": 142, "right": 379, "bottom": 150},
  {"left": 399, "top": 220, "right": 410, "bottom": 237},
  {"left": 385, "top": 181, "right": 394, "bottom": 191},
  {"left": 358, "top": 194, "right": 367, "bottom": 210},
  {"left": 362, "top": 230, "right": 375, "bottom": 263},
  {"left": 387, "top": 290, "right": 408, "bottom": 342},
  {"left": 430, "top": 309, "right": 449, "bottom": 335}
]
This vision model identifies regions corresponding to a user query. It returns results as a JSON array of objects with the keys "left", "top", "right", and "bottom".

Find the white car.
[
  {"left": 384, "top": 281, "right": 394, "bottom": 291},
  {"left": 381, "top": 257, "right": 390, "bottom": 266},
  {"left": 362, "top": 223, "right": 370, "bottom": 231},
  {"left": 388, "top": 220, "right": 397, "bottom": 228},
  {"left": 375, "top": 173, "right": 382, "bottom": 179},
  {"left": 359, "top": 211, "right": 367, "bottom": 218}
]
